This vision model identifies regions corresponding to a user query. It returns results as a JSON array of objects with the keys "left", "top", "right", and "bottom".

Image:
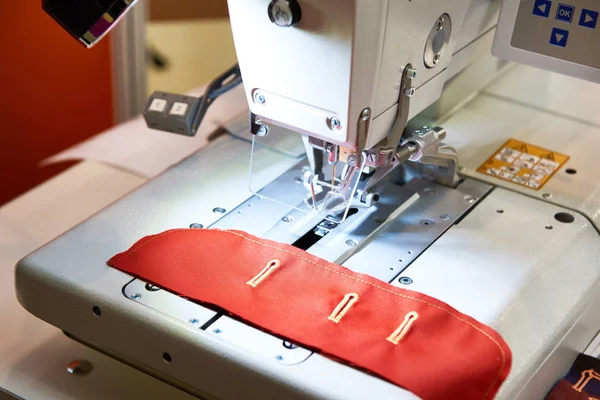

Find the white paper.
[{"left": 43, "top": 85, "right": 249, "bottom": 178}]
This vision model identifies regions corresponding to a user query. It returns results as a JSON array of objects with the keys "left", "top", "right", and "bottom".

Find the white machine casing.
[{"left": 230, "top": 0, "right": 500, "bottom": 150}]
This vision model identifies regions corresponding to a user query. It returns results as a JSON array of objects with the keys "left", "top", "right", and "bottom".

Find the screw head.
[
  {"left": 420, "top": 219, "right": 435, "bottom": 226},
  {"left": 346, "top": 239, "right": 357, "bottom": 247},
  {"left": 213, "top": 207, "right": 226, "bottom": 214},
  {"left": 281, "top": 215, "right": 294, "bottom": 223},
  {"left": 256, "top": 125, "right": 269, "bottom": 137},
  {"left": 213, "top": 328, "right": 222, "bottom": 334},
  {"left": 464, "top": 196, "right": 477, "bottom": 204},
  {"left": 361, "top": 108, "right": 371, "bottom": 121},
  {"left": 399, "top": 276, "right": 413, "bottom": 285},
  {"left": 130, "top": 293, "right": 142, "bottom": 300},
  {"left": 254, "top": 92, "right": 266, "bottom": 104},
  {"left": 405, "top": 67, "right": 418, "bottom": 79},
  {"left": 542, "top": 193, "right": 552, "bottom": 199},
  {"left": 433, "top": 53, "right": 441, "bottom": 65},
  {"left": 436, "top": 17, "right": 445, "bottom": 31},
  {"left": 329, "top": 116, "right": 342, "bottom": 130},
  {"left": 404, "top": 86, "right": 416, "bottom": 97},
  {"left": 440, "top": 214, "right": 451, "bottom": 221},
  {"left": 347, "top": 155, "right": 357, "bottom": 166},
  {"left": 275, "top": 355, "right": 284, "bottom": 361},
  {"left": 189, "top": 318, "right": 200, "bottom": 324},
  {"left": 189, "top": 223, "right": 203, "bottom": 229}
]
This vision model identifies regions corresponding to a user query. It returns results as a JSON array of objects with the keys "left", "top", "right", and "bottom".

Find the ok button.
[{"left": 556, "top": 3, "right": 575, "bottom": 23}]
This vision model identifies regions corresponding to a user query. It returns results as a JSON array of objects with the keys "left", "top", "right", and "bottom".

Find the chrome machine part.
[{"left": 403, "top": 125, "right": 460, "bottom": 187}]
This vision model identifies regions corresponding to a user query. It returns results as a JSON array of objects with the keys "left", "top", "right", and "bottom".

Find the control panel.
[{"left": 493, "top": 0, "right": 600, "bottom": 83}]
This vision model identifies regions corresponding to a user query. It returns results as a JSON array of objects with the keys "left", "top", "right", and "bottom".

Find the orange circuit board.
[{"left": 477, "top": 139, "right": 570, "bottom": 190}]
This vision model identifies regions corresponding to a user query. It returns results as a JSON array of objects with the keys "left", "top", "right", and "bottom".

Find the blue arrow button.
[
  {"left": 579, "top": 8, "right": 598, "bottom": 29},
  {"left": 549, "top": 27, "right": 569, "bottom": 47},
  {"left": 533, "top": 0, "right": 552, "bottom": 17}
]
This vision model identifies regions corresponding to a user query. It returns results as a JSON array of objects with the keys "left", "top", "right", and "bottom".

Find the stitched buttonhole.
[
  {"left": 246, "top": 259, "right": 281, "bottom": 288},
  {"left": 386, "top": 311, "right": 419, "bottom": 345},
  {"left": 327, "top": 292, "right": 360, "bottom": 323}
]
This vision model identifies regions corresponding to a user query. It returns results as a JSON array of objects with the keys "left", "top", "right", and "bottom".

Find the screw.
[
  {"left": 329, "top": 116, "right": 342, "bottom": 130},
  {"left": 440, "top": 214, "right": 451, "bottom": 221},
  {"left": 413, "top": 129, "right": 426, "bottom": 137},
  {"left": 256, "top": 125, "right": 269, "bottom": 137},
  {"left": 213, "top": 207, "right": 226, "bottom": 214},
  {"left": 423, "top": 188, "right": 436, "bottom": 195},
  {"left": 213, "top": 328, "right": 222, "bottom": 334},
  {"left": 420, "top": 219, "right": 435, "bottom": 226},
  {"left": 436, "top": 17, "right": 445, "bottom": 31},
  {"left": 189, "top": 223, "right": 203, "bottom": 229},
  {"left": 346, "top": 239, "right": 357, "bottom": 247},
  {"left": 67, "top": 360, "right": 93, "bottom": 376},
  {"left": 542, "top": 193, "right": 552, "bottom": 199},
  {"left": 374, "top": 218, "right": 384, "bottom": 224},
  {"left": 254, "top": 92, "right": 266, "bottom": 104},
  {"left": 189, "top": 318, "right": 199, "bottom": 324},
  {"left": 130, "top": 293, "right": 141, "bottom": 300},
  {"left": 464, "top": 196, "right": 477, "bottom": 204},
  {"left": 347, "top": 155, "right": 357, "bottom": 166},
  {"left": 275, "top": 355, "right": 284, "bottom": 361},
  {"left": 545, "top": 225, "right": 554, "bottom": 230},
  {"left": 281, "top": 216, "right": 294, "bottom": 223},
  {"left": 404, "top": 86, "right": 416, "bottom": 97},
  {"left": 361, "top": 108, "right": 371, "bottom": 121},
  {"left": 405, "top": 67, "right": 418, "bottom": 79},
  {"left": 433, "top": 53, "right": 441, "bottom": 65},
  {"left": 399, "top": 276, "right": 413, "bottom": 285}
]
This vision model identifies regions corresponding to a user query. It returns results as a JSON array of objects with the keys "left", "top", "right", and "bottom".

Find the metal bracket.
[{"left": 403, "top": 126, "right": 460, "bottom": 187}]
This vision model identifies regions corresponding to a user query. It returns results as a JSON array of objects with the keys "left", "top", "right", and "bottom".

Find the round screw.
[
  {"left": 464, "top": 196, "right": 477, "bottom": 204},
  {"left": 404, "top": 86, "right": 416, "bottom": 97},
  {"left": 420, "top": 219, "right": 435, "bottom": 226},
  {"left": 399, "top": 276, "right": 413, "bottom": 285},
  {"left": 347, "top": 155, "right": 357, "bottom": 166},
  {"left": 254, "top": 92, "right": 266, "bottom": 104},
  {"left": 213, "top": 328, "right": 222, "bottom": 334},
  {"left": 130, "top": 293, "right": 141, "bottom": 300},
  {"left": 346, "top": 240, "right": 357, "bottom": 247},
  {"left": 405, "top": 67, "right": 418, "bottom": 79},
  {"left": 423, "top": 188, "right": 436, "bottom": 195},
  {"left": 275, "top": 355, "right": 284, "bottom": 361},
  {"left": 545, "top": 225, "right": 554, "bottom": 230},
  {"left": 436, "top": 17, "right": 445, "bottom": 31},
  {"left": 67, "top": 360, "right": 93, "bottom": 376},
  {"left": 361, "top": 108, "right": 371, "bottom": 121},
  {"left": 256, "top": 125, "right": 269, "bottom": 137},
  {"left": 213, "top": 207, "right": 226, "bottom": 214},
  {"left": 542, "top": 193, "right": 552, "bottom": 199},
  {"left": 281, "top": 216, "right": 294, "bottom": 223},
  {"left": 440, "top": 214, "right": 451, "bottom": 221},
  {"left": 433, "top": 53, "right": 441, "bottom": 65},
  {"left": 189, "top": 223, "right": 203, "bottom": 229},
  {"left": 329, "top": 116, "right": 342, "bottom": 130},
  {"left": 189, "top": 318, "right": 199, "bottom": 324}
]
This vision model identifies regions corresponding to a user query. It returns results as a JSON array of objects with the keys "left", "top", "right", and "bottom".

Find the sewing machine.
[{"left": 15, "top": 0, "right": 600, "bottom": 399}]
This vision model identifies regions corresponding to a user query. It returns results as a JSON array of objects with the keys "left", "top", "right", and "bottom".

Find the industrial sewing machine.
[{"left": 15, "top": 0, "right": 600, "bottom": 399}]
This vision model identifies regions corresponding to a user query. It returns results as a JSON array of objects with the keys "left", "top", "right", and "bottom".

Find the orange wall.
[{"left": 0, "top": 3, "right": 114, "bottom": 206}]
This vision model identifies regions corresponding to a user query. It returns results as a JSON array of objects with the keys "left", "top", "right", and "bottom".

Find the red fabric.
[{"left": 108, "top": 229, "right": 512, "bottom": 400}]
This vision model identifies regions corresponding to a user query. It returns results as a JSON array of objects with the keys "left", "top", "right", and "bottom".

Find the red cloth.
[{"left": 108, "top": 229, "right": 512, "bottom": 399}]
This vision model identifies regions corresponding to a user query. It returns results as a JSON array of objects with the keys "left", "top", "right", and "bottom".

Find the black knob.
[{"left": 268, "top": 0, "right": 302, "bottom": 27}]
